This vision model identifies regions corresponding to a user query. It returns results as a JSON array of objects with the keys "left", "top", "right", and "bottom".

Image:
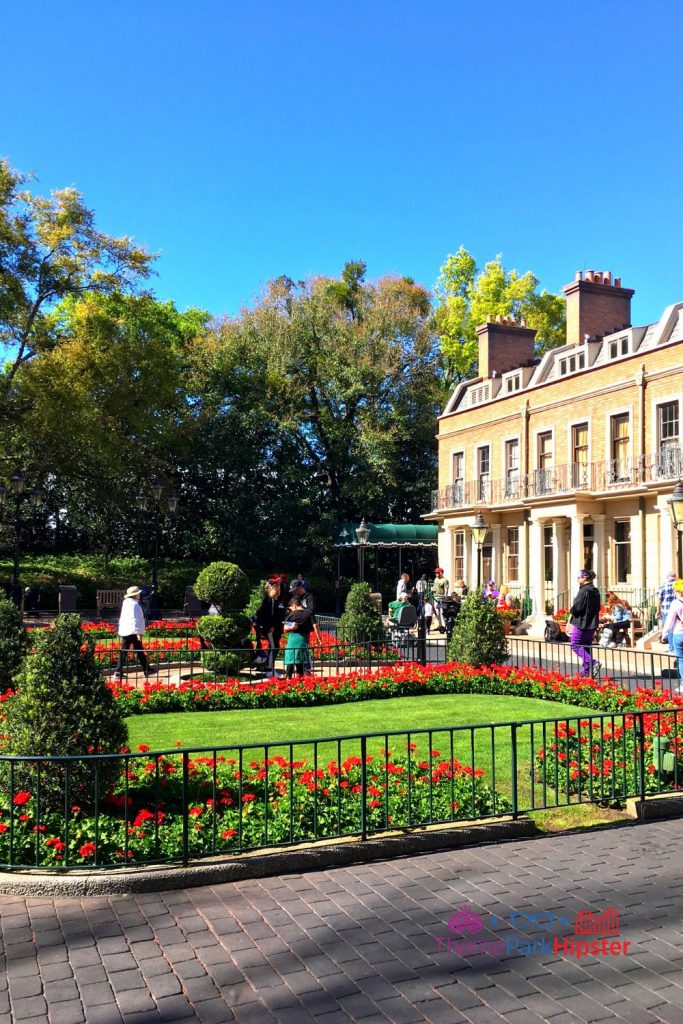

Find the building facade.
[{"left": 425, "top": 270, "right": 683, "bottom": 614}]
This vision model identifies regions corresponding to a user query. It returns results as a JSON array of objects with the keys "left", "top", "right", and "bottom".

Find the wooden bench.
[{"left": 96, "top": 589, "right": 125, "bottom": 617}]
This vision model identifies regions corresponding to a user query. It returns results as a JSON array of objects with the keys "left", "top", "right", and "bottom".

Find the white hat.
[{"left": 125, "top": 586, "right": 142, "bottom": 598}]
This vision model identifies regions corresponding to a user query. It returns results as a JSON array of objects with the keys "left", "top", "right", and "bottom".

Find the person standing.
[
  {"left": 657, "top": 571, "right": 677, "bottom": 653},
  {"left": 289, "top": 579, "right": 322, "bottom": 645},
  {"left": 283, "top": 597, "right": 313, "bottom": 679},
  {"left": 254, "top": 582, "right": 286, "bottom": 671},
  {"left": 568, "top": 569, "right": 601, "bottom": 678},
  {"left": 432, "top": 568, "right": 449, "bottom": 630},
  {"left": 396, "top": 572, "right": 411, "bottom": 601},
  {"left": 661, "top": 578, "right": 683, "bottom": 688},
  {"left": 115, "top": 586, "right": 156, "bottom": 680}
]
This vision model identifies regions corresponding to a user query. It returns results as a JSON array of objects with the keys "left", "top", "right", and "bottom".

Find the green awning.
[{"left": 334, "top": 522, "right": 438, "bottom": 548}]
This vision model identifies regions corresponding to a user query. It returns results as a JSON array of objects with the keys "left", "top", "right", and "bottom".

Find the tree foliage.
[
  {"left": 0, "top": 597, "right": 28, "bottom": 690},
  {"left": 4, "top": 615, "right": 128, "bottom": 808},
  {"left": 337, "top": 582, "right": 385, "bottom": 645},
  {"left": 193, "top": 561, "right": 250, "bottom": 610},
  {"left": 448, "top": 589, "right": 509, "bottom": 667},
  {"left": 434, "top": 247, "right": 566, "bottom": 383}
]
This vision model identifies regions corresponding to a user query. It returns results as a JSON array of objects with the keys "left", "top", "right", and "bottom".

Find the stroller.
[{"left": 387, "top": 603, "right": 418, "bottom": 650}]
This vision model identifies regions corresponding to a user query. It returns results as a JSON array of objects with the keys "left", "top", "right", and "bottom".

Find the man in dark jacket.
[
  {"left": 254, "top": 583, "right": 286, "bottom": 671},
  {"left": 568, "top": 568, "right": 601, "bottom": 677}
]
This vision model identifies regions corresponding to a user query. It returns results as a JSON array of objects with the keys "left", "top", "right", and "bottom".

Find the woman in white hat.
[{"left": 114, "top": 586, "right": 156, "bottom": 680}]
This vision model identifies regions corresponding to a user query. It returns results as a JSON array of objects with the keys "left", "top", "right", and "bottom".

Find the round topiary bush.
[
  {"left": 337, "top": 582, "right": 385, "bottom": 646},
  {"left": 3, "top": 615, "right": 128, "bottom": 809},
  {"left": 197, "top": 613, "right": 251, "bottom": 648},
  {"left": 0, "top": 597, "right": 29, "bottom": 691},
  {"left": 194, "top": 561, "right": 250, "bottom": 611},
  {"left": 448, "top": 588, "right": 508, "bottom": 667}
]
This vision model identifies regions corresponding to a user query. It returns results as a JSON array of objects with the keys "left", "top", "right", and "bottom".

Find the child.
[
  {"left": 283, "top": 598, "right": 312, "bottom": 679},
  {"left": 423, "top": 598, "right": 434, "bottom": 632}
]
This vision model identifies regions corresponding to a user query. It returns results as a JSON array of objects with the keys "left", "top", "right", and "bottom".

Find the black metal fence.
[{"left": 2, "top": 708, "right": 681, "bottom": 871}]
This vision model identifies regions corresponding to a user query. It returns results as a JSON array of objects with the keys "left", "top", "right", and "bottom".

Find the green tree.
[
  {"left": 0, "top": 159, "right": 153, "bottom": 393},
  {"left": 434, "top": 247, "right": 566, "bottom": 384},
  {"left": 448, "top": 589, "right": 508, "bottom": 667},
  {"left": 4, "top": 615, "right": 128, "bottom": 808},
  {"left": 337, "top": 582, "right": 384, "bottom": 645},
  {"left": 0, "top": 597, "right": 28, "bottom": 690},
  {"left": 188, "top": 263, "right": 444, "bottom": 567}
]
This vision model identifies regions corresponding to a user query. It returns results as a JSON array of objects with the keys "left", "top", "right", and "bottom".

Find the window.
[
  {"left": 507, "top": 526, "right": 519, "bottom": 582},
  {"left": 544, "top": 525, "right": 553, "bottom": 582},
  {"left": 572, "top": 422, "right": 589, "bottom": 487},
  {"left": 505, "top": 439, "right": 520, "bottom": 497},
  {"left": 477, "top": 446, "right": 490, "bottom": 502},
  {"left": 610, "top": 414, "right": 630, "bottom": 482},
  {"left": 482, "top": 545, "right": 493, "bottom": 583},
  {"left": 470, "top": 385, "right": 490, "bottom": 406},
  {"left": 578, "top": 352, "right": 585, "bottom": 370},
  {"left": 614, "top": 520, "right": 631, "bottom": 583},
  {"left": 609, "top": 337, "right": 629, "bottom": 359},
  {"left": 453, "top": 531, "right": 465, "bottom": 582},
  {"left": 536, "top": 431, "right": 553, "bottom": 495},
  {"left": 506, "top": 375, "right": 520, "bottom": 393},
  {"left": 452, "top": 451, "right": 464, "bottom": 502},
  {"left": 658, "top": 402, "right": 681, "bottom": 478},
  {"left": 569, "top": 355, "right": 576, "bottom": 373},
  {"left": 559, "top": 359, "right": 567, "bottom": 375},
  {"left": 583, "top": 523, "right": 594, "bottom": 572}
]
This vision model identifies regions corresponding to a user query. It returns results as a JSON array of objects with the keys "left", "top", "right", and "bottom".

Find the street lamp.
[
  {"left": 355, "top": 518, "right": 371, "bottom": 583},
  {"left": 2, "top": 470, "right": 42, "bottom": 592},
  {"left": 136, "top": 482, "right": 179, "bottom": 596},
  {"left": 668, "top": 481, "right": 683, "bottom": 576},
  {"left": 471, "top": 513, "right": 489, "bottom": 589}
]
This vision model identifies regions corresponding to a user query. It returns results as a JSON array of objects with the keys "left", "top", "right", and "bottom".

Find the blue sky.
[{"left": 2, "top": 1, "right": 682, "bottom": 326}]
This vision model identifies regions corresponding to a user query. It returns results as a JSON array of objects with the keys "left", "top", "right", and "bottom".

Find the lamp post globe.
[{"left": 355, "top": 518, "right": 370, "bottom": 583}]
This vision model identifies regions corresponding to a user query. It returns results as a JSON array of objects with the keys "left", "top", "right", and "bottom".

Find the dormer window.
[
  {"left": 609, "top": 336, "right": 629, "bottom": 359},
  {"left": 505, "top": 374, "right": 521, "bottom": 393},
  {"left": 559, "top": 351, "right": 585, "bottom": 376},
  {"left": 470, "top": 384, "right": 490, "bottom": 406}
]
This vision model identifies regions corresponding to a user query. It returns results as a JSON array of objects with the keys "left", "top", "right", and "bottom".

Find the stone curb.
[
  {"left": 0, "top": 817, "right": 535, "bottom": 897},
  {"left": 626, "top": 792, "right": 683, "bottom": 820}
]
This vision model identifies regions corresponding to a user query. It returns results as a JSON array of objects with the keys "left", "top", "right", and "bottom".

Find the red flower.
[
  {"left": 12, "top": 791, "right": 31, "bottom": 806},
  {"left": 79, "top": 842, "right": 96, "bottom": 858},
  {"left": 222, "top": 829, "right": 237, "bottom": 839},
  {"left": 188, "top": 806, "right": 203, "bottom": 816}
]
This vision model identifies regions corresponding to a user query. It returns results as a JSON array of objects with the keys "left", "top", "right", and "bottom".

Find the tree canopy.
[{"left": 434, "top": 246, "right": 566, "bottom": 384}]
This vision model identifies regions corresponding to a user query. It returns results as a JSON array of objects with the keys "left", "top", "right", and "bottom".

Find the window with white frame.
[
  {"left": 507, "top": 526, "right": 519, "bottom": 582},
  {"left": 505, "top": 439, "right": 520, "bottom": 497},
  {"left": 572, "top": 422, "right": 589, "bottom": 487},
  {"left": 610, "top": 414, "right": 630, "bottom": 482},
  {"left": 614, "top": 520, "right": 631, "bottom": 583},
  {"left": 657, "top": 401, "right": 680, "bottom": 478},
  {"left": 452, "top": 451, "right": 464, "bottom": 501},
  {"left": 536, "top": 431, "right": 553, "bottom": 494},
  {"left": 505, "top": 375, "right": 521, "bottom": 393},
  {"left": 453, "top": 531, "right": 465, "bottom": 582},
  {"left": 477, "top": 446, "right": 490, "bottom": 502}
]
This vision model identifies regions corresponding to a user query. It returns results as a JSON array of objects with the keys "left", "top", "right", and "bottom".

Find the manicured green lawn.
[{"left": 127, "top": 693, "right": 598, "bottom": 811}]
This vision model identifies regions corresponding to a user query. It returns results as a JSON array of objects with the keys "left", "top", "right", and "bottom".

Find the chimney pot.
[
  {"left": 614, "top": 277, "right": 621, "bottom": 288},
  {"left": 575, "top": 271, "right": 583, "bottom": 281},
  {"left": 594, "top": 272, "right": 603, "bottom": 284},
  {"left": 604, "top": 271, "right": 611, "bottom": 285}
]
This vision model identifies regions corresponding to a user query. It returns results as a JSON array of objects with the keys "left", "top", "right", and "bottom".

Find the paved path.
[{"left": 2, "top": 819, "right": 683, "bottom": 1024}]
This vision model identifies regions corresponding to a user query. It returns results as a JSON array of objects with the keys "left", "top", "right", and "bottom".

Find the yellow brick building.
[{"left": 424, "top": 270, "right": 683, "bottom": 615}]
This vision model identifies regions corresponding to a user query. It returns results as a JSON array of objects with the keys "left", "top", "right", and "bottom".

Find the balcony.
[{"left": 430, "top": 446, "right": 682, "bottom": 513}]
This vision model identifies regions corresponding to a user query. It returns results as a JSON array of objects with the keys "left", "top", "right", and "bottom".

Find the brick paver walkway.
[{"left": 2, "top": 819, "right": 683, "bottom": 1023}]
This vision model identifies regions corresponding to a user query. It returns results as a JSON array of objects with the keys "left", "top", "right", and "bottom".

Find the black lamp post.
[
  {"left": 0, "top": 471, "right": 42, "bottom": 593},
  {"left": 668, "top": 481, "right": 683, "bottom": 577},
  {"left": 136, "top": 481, "right": 179, "bottom": 595},
  {"left": 355, "top": 518, "right": 371, "bottom": 583},
  {"left": 472, "top": 513, "right": 488, "bottom": 590}
]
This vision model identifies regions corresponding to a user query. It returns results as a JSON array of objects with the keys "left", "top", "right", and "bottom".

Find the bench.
[{"left": 96, "top": 589, "right": 125, "bottom": 617}]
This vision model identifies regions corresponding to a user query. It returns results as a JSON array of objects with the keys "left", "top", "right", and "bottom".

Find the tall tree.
[
  {"left": 188, "top": 263, "right": 444, "bottom": 567},
  {"left": 434, "top": 247, "right": 566, "bottom": 384},
  {"left": 0, "top": 159, "right": 153, "bottom": 395}
]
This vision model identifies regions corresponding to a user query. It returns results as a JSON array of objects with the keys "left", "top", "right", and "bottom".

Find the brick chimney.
[
  {"left": 476, "top": 316, "right": 536, "bottom": 378},
  {"left": 563, "top": 270, "right": 634, "bottom": 346}
]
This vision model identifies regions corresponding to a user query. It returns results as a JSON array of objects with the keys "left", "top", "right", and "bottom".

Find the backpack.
[{"left": 544, "top": 620, "right": 567, "bottom": 643}]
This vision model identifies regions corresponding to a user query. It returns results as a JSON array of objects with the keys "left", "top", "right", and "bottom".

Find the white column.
[
  {"left": 439, "top": 527, "right": 453, "bottom": 583},
  {"left": 593, "top": 514, "right": 606, "bottom": 589},
  {"left": 570, "top": 514, "right": 586, "bottom": 597},
  {"left": 491, "top": 523, "right": 502, "bottom": 585},
  {"left": 656, "top": 502, "right": 676, "bottom": 576},
  {"left": 529, "top": 518, "right": 546, "bottom": 618},
  {"left": 552, "top": 519, "right": 567, "bottom": 610}
]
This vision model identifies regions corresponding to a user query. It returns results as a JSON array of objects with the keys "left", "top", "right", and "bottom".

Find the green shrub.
[
  {"left": 3, "top": 615, "right": 128, "bottom": 809},
  {"left": 0, "top": 598, "right": 29, "bottom": 690},
  {"left": 194, "top": 562, "right": 250, "bottom": 610},
  {"left": 197, "top": 613, "right": 251, "bottom": 648},
  {"left": 245, "top": 580, "right": 269, "bottom": 619},
  {"left": 448, "top": 588, "right": 508, "bottom": 667},
  {"left": 337, "top": 583, "right": 384, "bottom": 645}
]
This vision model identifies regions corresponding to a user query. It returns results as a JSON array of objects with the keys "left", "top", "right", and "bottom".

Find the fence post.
[
  {"left": 182, "top": 750, "right": 190, "bottom": 866},
  {"left": 510, "top": 723, "right": 519, "bottom": 820},
  {"left": 417, "top": 615, "right": 427, "bottom": 667},
  {"left": 636, "top": 712, "right": 646, "bottom": 816},
  {"left": 360, "top": 735, "right": 368, "bottom": 842}
]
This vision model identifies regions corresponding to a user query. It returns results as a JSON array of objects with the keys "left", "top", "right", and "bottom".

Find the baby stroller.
[{"left": 387, "top": 603, "right": 417, "bottom": 650}]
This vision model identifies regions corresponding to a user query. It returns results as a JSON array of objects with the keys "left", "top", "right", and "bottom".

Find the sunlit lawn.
[{"left": 127, "top": 693, "right": 601, "bottom": 810}]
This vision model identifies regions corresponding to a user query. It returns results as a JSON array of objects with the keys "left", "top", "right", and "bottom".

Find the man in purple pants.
[{"left": 568, "top": 569, "right": 602, "bottom": 678}]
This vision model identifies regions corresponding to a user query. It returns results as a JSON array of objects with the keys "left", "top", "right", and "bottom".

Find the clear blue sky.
[{"left": 2, "top": 1, "right": 682, "bottom": 326}]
